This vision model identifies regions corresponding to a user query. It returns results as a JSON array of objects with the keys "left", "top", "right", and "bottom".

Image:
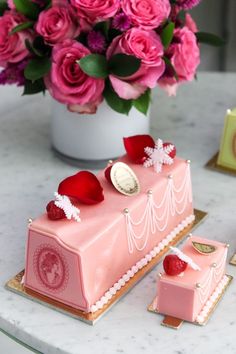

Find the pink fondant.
[
  {"left": 25, "top": 156, "right": 193, "bottom": 312},
  {"left": 157, "top": 236, "right": 228, "bottom": 322}
]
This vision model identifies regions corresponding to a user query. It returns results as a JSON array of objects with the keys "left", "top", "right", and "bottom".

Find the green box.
[{"left": 217, "top": 108, "right": 236, "bottom": 170}]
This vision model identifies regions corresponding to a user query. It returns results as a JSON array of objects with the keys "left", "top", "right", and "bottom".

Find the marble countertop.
[{"left": 0, "top": 72, "right": 236, "bottom": 354}]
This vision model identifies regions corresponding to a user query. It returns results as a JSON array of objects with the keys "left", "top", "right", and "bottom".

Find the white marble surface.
[{"left": 0, "top": 73, "right": 236, "bottom": 354}]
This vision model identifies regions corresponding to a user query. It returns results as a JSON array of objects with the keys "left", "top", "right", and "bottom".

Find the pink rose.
[
  {"left": 185, "top": 13, "right": 198, "bottom": 33},
  {"left": 45, "top": 39, "right": 105, "bottom": 109},
  {"left": 121, "top": 0, "right": 171, "bottom": 30},
  {"left": 8, "top": 0, "right": 47, "bottom": 8},
  {"left": 70, "top": 0, "right": 120, "bottom": 23},
  {"left": 67, "top": 97, "right": 103, "bottom": 114},
  {"left": 7, "top": 0, "right": 15, "bottom": 9},
  {"left": 36, "top": 4, "right": 80, "bottom": 45},
  {"left": 0, "top": 11, "right": 32, "bottom": 67},
  {"left": 159, "top": 27, "right": 200, "bottom": 95},
  {"left": 176, "top": 0, "right": 201, "bottom": 10},
  {"left": 107, "top": 28, "right": 165, "bottom": 99}
]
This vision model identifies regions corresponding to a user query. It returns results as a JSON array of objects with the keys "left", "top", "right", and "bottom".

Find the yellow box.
[{"left": 217, "top": 108, "right": 236, "bottom": 170}]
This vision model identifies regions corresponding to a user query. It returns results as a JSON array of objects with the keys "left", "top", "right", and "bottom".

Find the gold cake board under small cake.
[
  {"left": 148, "top": 274, "right": 233, "bottom": 329},
  {"left": 229, "top": 253, "right": 236, "bottom": 266},
  {"left": 5, "top": 209, "right": 207, "bottom": 325},
  {"left": 206, "top": 152, "right": 236, "bottom": 176}
]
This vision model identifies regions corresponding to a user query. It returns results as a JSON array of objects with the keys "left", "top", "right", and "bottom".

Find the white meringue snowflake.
[
  {"left": 143, "top": 139, "right": 174, "bottom": 173},
  {"left": 170, "top": 246, "right": 201, "bottom": 271},
  {"left": 54, "top": 192, "right": 81, "bottom": 222}
]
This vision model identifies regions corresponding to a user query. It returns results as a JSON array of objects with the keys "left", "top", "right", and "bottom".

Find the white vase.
[{"left": 51, "top": 100, "right": 150, "bottom": 167}]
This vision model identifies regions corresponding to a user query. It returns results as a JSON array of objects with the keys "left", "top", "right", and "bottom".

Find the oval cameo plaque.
[
  {"left": 192, "top": 241, "right": 217, "bottom": 255},
  {"left": 110, "top": 162, "right": 140, "bottom": 196}
]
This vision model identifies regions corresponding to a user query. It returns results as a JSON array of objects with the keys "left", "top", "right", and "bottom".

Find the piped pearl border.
[
  {"left": 196, "top": 275, "right": 229, "bottom": 324},
  {"left": 90, "top": 214, "right": 195, "bottom": 313}
]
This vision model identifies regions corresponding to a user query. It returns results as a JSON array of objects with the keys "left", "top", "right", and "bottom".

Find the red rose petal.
[
  {"left": 104, "top": 165, "right": 112, "bottom": 184},
  {"left": 163, "top": 142, "right": 177, "bottom": 159},
  {"left": 58, "top": 171, "right": 104, "bottom": 205},
  {"left": 123, "top": 135, "right": 155, "bottom": 164}
]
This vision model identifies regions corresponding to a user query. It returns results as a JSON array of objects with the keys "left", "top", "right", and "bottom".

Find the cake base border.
[
  {"left": 229, "top": 253, "right": 236, "bottom": 266},
  {"left": 205, "top": 152, "right": 236, "bottom": 176},
  {"left": 147, "top": 274, "right": 233, "bottom": 329},
  {"left": 5, "top": 208, "right": 207, "bottom": 326}
]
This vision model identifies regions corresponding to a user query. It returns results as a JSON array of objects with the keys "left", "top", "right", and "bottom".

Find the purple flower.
[
  {"left": 0, "top": 60, "right": 28, "bottom": 86},
  {"left": 112, "top": 12, "right": 131, "bottom": 32},
  {"left": 87, "top": 31, "right": 106, "bottom": 54},
  {"left": 176, "top": 0, "right": 201, "bottom": 10}
]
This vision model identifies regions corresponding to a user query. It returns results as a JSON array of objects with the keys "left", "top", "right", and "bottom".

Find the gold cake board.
[
  {"left": 206, "top": 152, "right": 236, "bottom": 176},
  {"left": 229, "top": 253, "right": 236, "bottom": 266},
  {"left": 148, "top": 274, "right": 233, "bottom": 329},
  {"left": 5, "top": 209, "right": 207, "bottom": 325}
]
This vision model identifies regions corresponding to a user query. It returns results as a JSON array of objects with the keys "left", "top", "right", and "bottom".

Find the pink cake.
[
  {"left": 157, "top": 235, "right": 228, "bottom": 323},
  {"left": 24, "top": 153, "right": 194, "bottom": 313}
]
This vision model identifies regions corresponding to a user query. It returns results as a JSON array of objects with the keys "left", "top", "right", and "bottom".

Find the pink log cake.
[
  {"left": 157, "top": 236, "right": 228, "bottom": 323},
  {"left": 24, "top": 155, "right": 194, "bottom": 313}
]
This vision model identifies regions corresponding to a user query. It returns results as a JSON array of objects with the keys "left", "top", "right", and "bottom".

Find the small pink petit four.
[{"left": 157, "top": 236, "right": 228, "bottom": 323}]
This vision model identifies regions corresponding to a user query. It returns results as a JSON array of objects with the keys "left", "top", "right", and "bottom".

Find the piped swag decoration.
[
  {"left": 123, "top": 135, "right": 176, "bottom": 173},
  {"left": 46, "top": 171, "right": 104, "bottom": 222}
]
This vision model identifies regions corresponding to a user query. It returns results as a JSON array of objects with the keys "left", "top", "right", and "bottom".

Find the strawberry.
[
  {"left": 163, "top": 142, "right": 177, "bottom": 159},
  {"left": 46, "top": 200, "right": 66, "bottom": 221},
  {"left": 163, "top": 254, "right": 187, "bottom": 276},
  {"left": 104, "top": 165, "right": 112, "bottom": 184}
]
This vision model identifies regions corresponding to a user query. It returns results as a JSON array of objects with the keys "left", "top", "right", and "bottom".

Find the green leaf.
[
  {"left": 177, "top": 10, "right": 186, "bottom": 24},
  {"left": 163, "top": 56, "right": 179, "bottom": 81},
  {"left": 10, "top": 21, "right": 34, "bottom": 35},
  {"left": 75, "top": 32, "right": 87, "bottom": 46},
  {"left": 94, "top": 21, "right": 110, "bottom": 39},
  {"left": 196, "top": 32, "right": 225, "bottom": 47},
  {"left": 25, "top": 37, "right": 51, "bottom": 57},
  {"left": 161, "top": 22, "right": 175, "bottom": 49},
  {"left": 25, "top": 39, "right": 40, "bottom": 56},
  {"left": 104, "top": 82, "right": 132, "bottom": 115},
  {"left": 133, "top": 89, "right": 151, "bottom": 116},
  {"left": 78, "top": 54, "right": 108, "bottom": 79},
  {"left": 0, "top": 0, "right": 8, "bottom": 16},
  {"left": 24, "top": 57, "right": 51, "bottom": 81},
  {"left": 43, "top": 0, "right": 52, "bottom": 10},
  {"left": 108, "top": 28, "right": 122, "bottom": 42},
  {"left": 23, "top": 78, "right": 46, "bottom": 95},
  {"left": 13, "top": 0, "right": 40, "bottom": 20},
  {"left": 109, "top": 54, "right": 141, "bottom": 78}
]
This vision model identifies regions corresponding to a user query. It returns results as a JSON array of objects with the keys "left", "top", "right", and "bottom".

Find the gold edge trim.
[
  {"left": 205, "top": 152, "right": 236, "bottom": 176},
  {"left": 5, "top": 209, "right": 207, "bottom": 325},
  {"left": 161, "top": 321, "right": 183, "bottom": 330},
  {"left": 161, "top": 317, "right": 183, "bottom": 330}
]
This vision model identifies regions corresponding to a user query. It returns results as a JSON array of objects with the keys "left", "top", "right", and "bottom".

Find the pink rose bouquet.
[{"left": 0, "top": 0, "right": 223, "bottom": 115}]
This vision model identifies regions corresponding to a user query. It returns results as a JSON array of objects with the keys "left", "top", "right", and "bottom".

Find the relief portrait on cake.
[
  {"left": 33, "top": 245, "right": 69, "bottom": 292},
  {"left": 40, "top": 252, "right": 60, "bottom": 286}
]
